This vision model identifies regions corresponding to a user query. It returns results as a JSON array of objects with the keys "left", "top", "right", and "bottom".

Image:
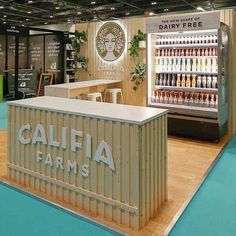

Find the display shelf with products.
[
  {"left": 147, "top": 23, "right": 229, "bottom": 140},
  {"left": 65, "top": 43, "right": 76, "bottom": 83}
]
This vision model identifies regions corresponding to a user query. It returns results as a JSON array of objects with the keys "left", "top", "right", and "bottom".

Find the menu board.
[
  {"left": 7, "top": 36, "right": 27, "bottom": 69},
  {"left": 45, "top": 34, "right": 63, "bottom": 83},
  {"left": 19, "top": 37, "right": 27, "bottom": 69},
  {"left": 0, "top": 35, "right": 6, "bottom": 73},
  {"left": 28, "top": 35, "right": 44, "bottom": 72},
  {"left": 7, "top": 35, "right": 15, "bottom": 70}
]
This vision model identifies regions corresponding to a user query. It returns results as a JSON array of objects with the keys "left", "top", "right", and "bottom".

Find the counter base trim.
[{"left": 8, "top": 163, "right": 139, "bottom": 215}]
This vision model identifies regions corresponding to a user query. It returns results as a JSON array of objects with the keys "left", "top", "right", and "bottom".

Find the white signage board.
[{"left": 146, "top": 12, "right": 220, "bottom": 33}]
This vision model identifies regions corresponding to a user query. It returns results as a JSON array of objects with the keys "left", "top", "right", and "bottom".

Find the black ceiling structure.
[{"left": 0, "top": 0, "right": 235, "bottom": 26}]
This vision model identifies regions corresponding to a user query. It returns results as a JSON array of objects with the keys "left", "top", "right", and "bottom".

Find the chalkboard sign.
[{"left": 37, "top": 73, "right": 54, "bottom": 96}]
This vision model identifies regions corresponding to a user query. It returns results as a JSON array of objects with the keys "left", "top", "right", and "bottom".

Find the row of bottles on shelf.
[
  {"left": 155, "top": 74, "right": 218, "bottom": 89},
  {"left": 155, "top": 48, "right": 217, "bottom": 57},
  {"left": 156, "top": 35, "right": 218, "bottom": 45},
  {"left": 156, "top": 57, "right": 218, "bottom": 73},
  {"left": 152, "top": 90, "right": 218, "bottom": 108}
]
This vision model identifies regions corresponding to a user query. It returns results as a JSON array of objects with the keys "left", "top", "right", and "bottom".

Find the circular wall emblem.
[{"left": 96, "top": 22, "right": 126, "bottom": 62}]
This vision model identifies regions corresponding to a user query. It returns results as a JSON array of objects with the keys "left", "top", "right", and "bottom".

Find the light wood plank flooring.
[{"left": 0, "top": 130, "right": 227, "bottom": 235}]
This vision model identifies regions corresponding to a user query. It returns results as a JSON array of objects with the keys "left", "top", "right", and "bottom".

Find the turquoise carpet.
[
  {"left": 0, "top": 101, "right": 7, "bottom": 130},
  {"left": 0, "top": 182, "right": 122, "bottom": 236},
  {"left": 168, "top": 136, "right": 236, "bottom": 236}
]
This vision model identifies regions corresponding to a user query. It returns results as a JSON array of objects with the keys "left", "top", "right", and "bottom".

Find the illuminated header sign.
[{"left": 146, "top": 12, "right": 220, "bottom": 33}]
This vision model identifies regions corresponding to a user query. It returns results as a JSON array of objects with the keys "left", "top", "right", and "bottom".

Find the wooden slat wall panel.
[
  {"left": 8, "top": 106, "right": 167, "bottom": 230},
  {"left": 75, "top": 18, "right": 147, "bottom": 106}
]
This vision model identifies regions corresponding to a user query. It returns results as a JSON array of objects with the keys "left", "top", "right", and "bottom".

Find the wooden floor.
[{"left": 0, "top": 130, "right": 227, "bottom": 235}]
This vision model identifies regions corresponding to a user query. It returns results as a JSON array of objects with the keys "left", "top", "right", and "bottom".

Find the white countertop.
[
  {"left": 45, "top": 79, "right": 121, "bottom": 89},
  {"left": 8, "top": 97, "right": 168, "bottom": 125}
]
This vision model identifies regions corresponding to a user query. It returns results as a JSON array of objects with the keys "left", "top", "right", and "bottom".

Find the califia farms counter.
[{"left": 7, "top": 96, "right": 168, "bottom": 230}]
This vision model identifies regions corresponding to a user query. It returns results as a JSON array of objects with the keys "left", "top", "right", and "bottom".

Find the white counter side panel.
[{"left": 8, "top": 96, "right": 168, "bottom": 125}]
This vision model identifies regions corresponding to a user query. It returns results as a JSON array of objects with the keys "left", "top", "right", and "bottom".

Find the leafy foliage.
[
  {"left": 71, "top": 31, "right": 88, "bottom": 54},
  {"left": 76, "top": 56, "right": 88, "bottom": 68},
  {"left": 128, "top": 30, "right": 147, "bottom": 57},
  {"left": 131, "top": 62, "right": 146, "bottom": 91}
]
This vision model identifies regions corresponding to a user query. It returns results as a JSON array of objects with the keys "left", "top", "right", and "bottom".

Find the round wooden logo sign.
[{"left": 96, "top": 22, "right": 126, "bottom": 62}]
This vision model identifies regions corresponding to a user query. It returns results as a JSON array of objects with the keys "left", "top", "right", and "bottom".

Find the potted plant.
[
  {"left": 128, "top": 30, "right": 147, "bottom": 57},
  {"left": 131, "top": 62, "right": 146, "bottom": 91},
  {"left": 76, "top": 56, "right": 88, "bottom": 69}
]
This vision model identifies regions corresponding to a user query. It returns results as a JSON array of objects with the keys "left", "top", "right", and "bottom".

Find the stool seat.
[
  {"left": 104, "top": 88, "right": 124, "bottom": 104},
  {"left": 87, "top": 92, "right": 103, "bottom": 102}
]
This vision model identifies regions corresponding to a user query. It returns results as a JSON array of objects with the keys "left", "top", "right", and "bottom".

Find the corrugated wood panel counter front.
[{"left": 7, "top": 96, "right": 168, "bottom": 230}]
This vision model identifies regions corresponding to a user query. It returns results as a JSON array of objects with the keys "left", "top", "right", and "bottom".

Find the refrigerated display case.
[{"left": 147, "top": 23, "right": 228, "bottom": 141}]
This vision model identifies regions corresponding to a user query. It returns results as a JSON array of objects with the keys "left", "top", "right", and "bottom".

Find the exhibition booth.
[{"left": 1, "top": 9, "right": 236, "bottom": 236}]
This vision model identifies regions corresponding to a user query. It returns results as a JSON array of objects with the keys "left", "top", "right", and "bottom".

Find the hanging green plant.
[
  {"left": 71, "top": 30, "right": 88, "bottom": 54},
  {"left": 131, "top": 62, "right": 146, "bottom": 91},
  {"left": 76, "top": 56, "right": 88, "bottom": 69},
  {"left": 128, "top": 30, "right": 147, "bottom": 57}
]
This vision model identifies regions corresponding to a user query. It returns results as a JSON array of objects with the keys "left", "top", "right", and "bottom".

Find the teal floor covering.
[
  {"left": 0, "top": 182, "right": 122, "bottom": 236},
  {"left": 0, "top": 101, "right": 7, "bottom": 130},
  {"left": 169, "top": 135, "right": 236, "bottom": 236}
]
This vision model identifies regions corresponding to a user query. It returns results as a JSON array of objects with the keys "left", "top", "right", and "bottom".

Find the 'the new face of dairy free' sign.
[{"left": 146, "top": 12, "right": 220, "bottom": 33}]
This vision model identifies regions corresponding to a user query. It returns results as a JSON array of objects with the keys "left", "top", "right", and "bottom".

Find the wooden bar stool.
[
  {"left": 87, "top": 92, "right": 103, "bottom": 102},
  {"left": 104, "top": 88, "right": 124, "bottom": 104}
]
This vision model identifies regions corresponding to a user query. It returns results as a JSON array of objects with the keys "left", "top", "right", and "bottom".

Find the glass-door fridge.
[{"left": 147, "top": 23, "right": 228, "bottom": 141}]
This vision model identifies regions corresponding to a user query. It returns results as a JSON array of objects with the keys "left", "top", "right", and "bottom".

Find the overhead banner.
[
  {"left": 0, "top": 24, "right": 29, "bottom": 35},
  {"left": 146, "top": 12, "right": 220, "bottom": 33}
]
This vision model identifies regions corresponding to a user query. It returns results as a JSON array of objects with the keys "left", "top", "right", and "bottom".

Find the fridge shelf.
[
  {"left": 155, "top": 86, "right": 218, "bottom": 93},
  {"left": 156, "top": 71, "right": 218, "bottom": 75},
  {"left": 155, "top": 43, "right": 218, "bottom": 49},
  {"left": 155, "top": 56, "right": 218, "bottom": 59},
  {"left": 149, "top": 102, "right": 218, "bottom": 113}
]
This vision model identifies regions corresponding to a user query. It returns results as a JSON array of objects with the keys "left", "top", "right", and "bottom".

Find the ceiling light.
[
  {"left": 126, "top": 12, "right": 130, "bottom": 15},
  {"left": 77, "top": 11, "right": 81, "bottom": 15},
  {"left": 197, "top": 6, "right": 206, "bottom": 11},
  {"left": 3, "top": 21, "right": 6, "bottom": 24},
  {"left": 55, "top": 6, "right": 60, "bottom": 10},
  {"left": 111, "top": 7, "right": 115, "bottom": 10},
  {"left": 91, "top": 1, "right": 96, "bottom": 4},
  {"left": 44, "top": 22, "right": 48, "bottom": 24},
  {"left": 26, "top": 18, "right": 29, "bottom": 21},
  {"left": 28, "top": 0, "right": 33, "bottom": 3},
  {"left": 149, "top": 12, "right": 155, "bottom": 16},
  {"left": 50, "top": 15, "right": 54, "bottom": 18},
  {"left": 28, "top": 11, "right": 32, "bottom": 14},
  {"left": 22, "top": 24, "right": 25, "bottom": 27},
  {"left": 0, "top": 6, "right": 4, "bottom": 9},
  {"left": 164, "top": 8, "right": 169, "bottom": 12},
  {"left": 151, "top": 1, "right": 157, "bottom": 5},
  {"left": 3, "top": 15, "right": 6, "bottom": 18},
  {"left": 67, "top": 19, "right": 72, "bottom": 22}
]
